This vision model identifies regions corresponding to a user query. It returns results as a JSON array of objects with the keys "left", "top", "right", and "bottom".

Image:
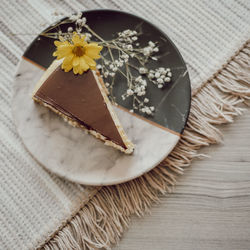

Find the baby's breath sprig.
[{"left": 41, "top": 12, "right": 173, "bottom": 116}]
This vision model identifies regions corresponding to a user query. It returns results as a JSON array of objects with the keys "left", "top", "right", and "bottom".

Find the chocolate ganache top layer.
[{"left": 34, "top": 67, "right": 126, "bottom": 149}]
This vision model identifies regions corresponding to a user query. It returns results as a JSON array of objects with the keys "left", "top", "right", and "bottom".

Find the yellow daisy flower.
[{"left": 53, "top": 33, "right": 103, "bottom": 74}]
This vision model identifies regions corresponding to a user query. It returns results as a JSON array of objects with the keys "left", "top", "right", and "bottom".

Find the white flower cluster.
[
  {"left": 69, "top": 12, "right": 85, "bottom": 22},
  {"left": 57, "top": 13, "right": 89, "bottom": 42},
  {"left": 98, "top": 56, "right": 126, "bottom": 79},
  {"left": 120, "top": 53, "right": 129, "bottom": 62},
  {"left": 129, "top": 104, "right": 154, "bottom": 115},
  {"left": 148, "top": 67, "right": 172, "bottom": 88},
  {"left": 68, "top": 12, "right": 87, "bottom": 33},
  {"left": 117, "top": 29, "right": 140, "bottom": 52},
  {"left": 141, "top": 105, "right": 155, "bottom": 115},
  {"left": 139, "top": 67, "right": 148, "bottom": 74},
  {"left": 133, "top": 76, "right": 147, "bottom": 96},
  {"left": 118, "top": 29, "right": 138, "bottom": 44},
  {"left": 121, "top": 76, "right": 155, "bottom": 115},
  {"left": 122, "top": 76, "right": 147, "bottom": 100},
  {"left": 84, "top": 32, "right": 92, "bottom": 42},
  {"left": 142, "top": 41, "right": 159, "bottom": 57}
]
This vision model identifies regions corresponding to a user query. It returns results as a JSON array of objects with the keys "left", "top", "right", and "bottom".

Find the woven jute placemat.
[{"left": 40, "top": 40, "right": 250, "bottom": 250}]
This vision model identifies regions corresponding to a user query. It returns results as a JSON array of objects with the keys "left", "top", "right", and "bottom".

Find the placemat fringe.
[{"left": 39, "top": 41, "right": 250, "bottom": 250}]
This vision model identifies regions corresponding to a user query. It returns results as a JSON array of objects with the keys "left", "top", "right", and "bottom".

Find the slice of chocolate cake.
[{"left": 32, "top": 60, "right": 134, "bottom": 154}]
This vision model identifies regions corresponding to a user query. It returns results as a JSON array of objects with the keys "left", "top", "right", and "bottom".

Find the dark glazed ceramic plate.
[
  {"left": 12, "top": 10, "right": 191, "bottom": 185},
  {"left": 24, "top": 9, "right": 191, "bottom": 135}
]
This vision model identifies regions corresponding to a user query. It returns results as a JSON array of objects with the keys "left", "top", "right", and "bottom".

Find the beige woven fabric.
[{"left": 0, "top": 0, "right": 250, "bottom": 249}]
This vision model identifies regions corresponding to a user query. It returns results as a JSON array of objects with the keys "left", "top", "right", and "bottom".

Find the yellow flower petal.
[
  {"left": 78, "top": 68, "right": 84, "bottom": 75},
  {"left": 79, "top": 57, "right": 89, "bottom": 72},
  {"left": 53, "top": 45, "right": 73, "bottom": 59},
  {"left": 62, "top": 63, "right": 73, "bottom": 72},
  {"left": 54, "top": 40, "right": 70, "bottom": 47},
  {"left": 72, "top": 33, "right": 81, "bottom": 44},
  {"left": 73, "top": 64, "right": 81, "bottom": 74},
  {"left": 54, "top": 41, "right": 61, "bottom": 47},
  {"left": 72, "top": 33, "right": 87, "bottom": 47},
  {"left": 85, "top": 44, "right": 102, "bottom": 59},
  {"left": 63, "top": 53, "right": 74, "bottom": 63},
  {"left": 62, "top": 54, "right": 74, "bottom": 71},
  {"left": 73, "top": 56, "right": 80, "bottom": 66},
  {"left": 56, "top": 45, "right": 73, "bottom": 53},
  {"left": 83, "top": 55, "right": 96, "bottom": 67}
]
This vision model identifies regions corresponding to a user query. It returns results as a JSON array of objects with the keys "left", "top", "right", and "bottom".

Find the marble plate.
[{"left": 12, "top": 10, "right": 191, "bottom": 186}]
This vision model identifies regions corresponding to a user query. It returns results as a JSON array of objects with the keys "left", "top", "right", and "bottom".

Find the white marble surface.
[{"left": 12, "top": 59, "right": 180, "bottom": 186}]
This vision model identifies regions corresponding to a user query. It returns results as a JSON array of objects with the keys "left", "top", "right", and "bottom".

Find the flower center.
[{"left": 72, "top": 46, "right": 85, "bottom": 57}]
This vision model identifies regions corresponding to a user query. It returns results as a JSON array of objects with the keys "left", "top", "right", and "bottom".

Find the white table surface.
[{"left": 114, "top": 108, "right": 250, "bottom": 250}]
